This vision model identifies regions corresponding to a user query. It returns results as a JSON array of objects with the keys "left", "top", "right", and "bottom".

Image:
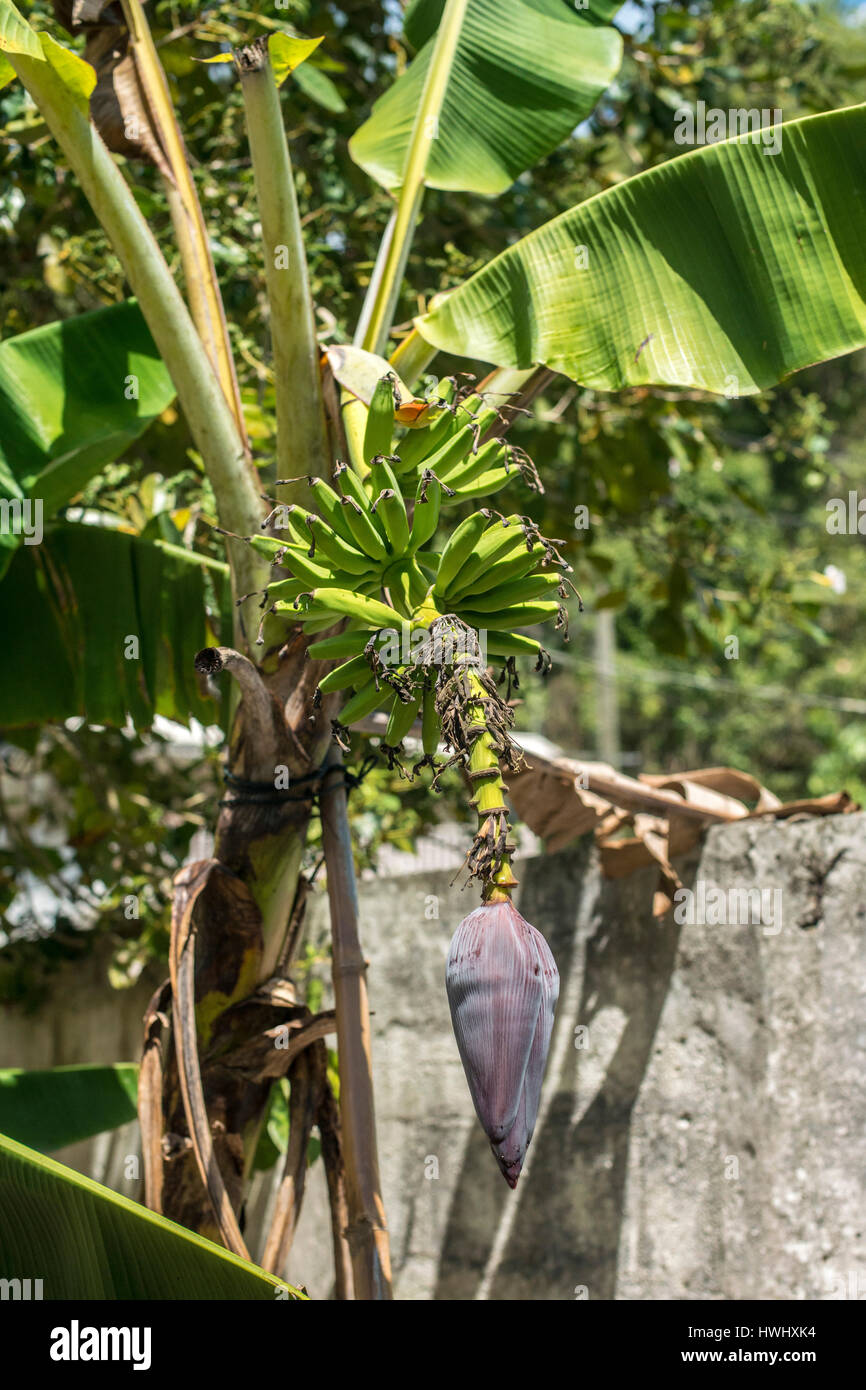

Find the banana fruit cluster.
[{"left": 247, "top": 375, "right": 571, "bottom": 746}]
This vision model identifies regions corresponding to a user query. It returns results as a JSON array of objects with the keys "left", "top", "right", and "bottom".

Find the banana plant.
[{"left": 3, "top": 0, "right": 866, "bottom": 1298}]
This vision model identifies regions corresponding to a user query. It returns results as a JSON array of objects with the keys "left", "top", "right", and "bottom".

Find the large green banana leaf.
[
  {"left": 0, "top": 1065, "right": 139, "bottom": 1153},
  {"left": 0, "top": 301, "right": 176, "bottom": 578},
  {"left": 416, "top": 103, "right": 866, "bottom": 394},
  {"left": 0, "top": 1133, "right": 303, "bottom": 1298},
  {"left": 350, "top": 0, "right": 623, "bottom": 196},
  {"left": 0, "top": 523, "right": 221, "bottom": 728}
]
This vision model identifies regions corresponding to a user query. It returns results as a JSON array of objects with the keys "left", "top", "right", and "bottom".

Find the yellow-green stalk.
[{"left": 464, "top": 666, "right": 518, "bottom": 902}]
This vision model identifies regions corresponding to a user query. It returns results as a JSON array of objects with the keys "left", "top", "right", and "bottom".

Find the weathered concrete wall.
[
  {"left": 2, "top": 814, "right": 864, "bottom": 1300},
  {"left": 286, "top": 812, "right": 866, "bottom": 1301}
]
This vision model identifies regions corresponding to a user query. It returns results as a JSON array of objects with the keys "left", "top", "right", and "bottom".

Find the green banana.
[
  {"left": 384, "top": 557, "right": 429, "bottom": 615},
  {"left": 448, "top": 526, "right": 538, "bottom": 597},
  {"left": 339, "top": 677, "right": 392, "bottom": 725},
  {"left": 437, "top": 437, "right": 505, "bottom": 491},
  {"left": 452, "top": 392, "right": 485, "bottom": 419},
  {"left": 433, "top": 511, "right": 490, "bottom": 596},
  {"left": 452, "top": 544, "right": 550, "bottom": 600},
  {"left": 307, "top": 477, "right": 365, "bottom": 546},
  {"left": 364, "top": 375, "right": 397, "bottom": 463},
  {"left": 371, "top": 489, "right": 410, "bottom": 556},
  {"left": 334, "top": 462, "right": 390, "bottom": 561},
  {"left": 268, "top": 548, "right": 359, "bottom": 591},
  {"left": 366, "top": 453, "right": 404, "bottom": 496},
  {"left": 305, "top": 514, "right": 372, "bottom": 576},
  {"left": 457, "top": 600, "right": 561, "bottom": 630},
  {"left": 365, "top": 456, "right": 408, "bottom": 553},
  {"left": 444, "top": 468, "right": 513, "bottom": 503},
  {"left": 384, "top": 689, "right": 423, "bottom": 746},
  {"left": 316, "top": 654, "right": 372, "bottom": 694},
  {"left": 261, "top": 577, "right": 306, "bottom": 604},
  {"left": 246, "top": 533, "right": 289, "bottom": 561},
  {"left": 307, "top": 630, "right": 371, "bottom": 660},
  {"left": 408, "top": 471, "right": 442, "bottom": 553},
  {"left": 458, "top": 571, "right": 561, "bottom": 613},
  {"left": 484, "top": 633, "right": 544, "bottom": 658},
  {"left": 302, "top": 588, "right": 401, "bottom": 630}
]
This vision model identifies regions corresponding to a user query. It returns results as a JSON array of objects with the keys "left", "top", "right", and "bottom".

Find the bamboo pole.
[{"left": 319, "top": 746, "right": 393, "bottom": 1300}]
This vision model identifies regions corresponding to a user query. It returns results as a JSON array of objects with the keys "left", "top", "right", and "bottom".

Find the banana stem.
[
  {"left": 465, "top": 667, "right": 518, "bottom": 901},
  {"left": 355, "top": 0, "right": 469, "bottom": 357},
  {"left": 236, "top": 39, "right": 330, "bottom": 503}
]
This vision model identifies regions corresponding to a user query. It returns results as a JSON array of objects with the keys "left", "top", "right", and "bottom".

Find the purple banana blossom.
[{"left": 446, "top": 899, "right": 559, "bottom": 1188}]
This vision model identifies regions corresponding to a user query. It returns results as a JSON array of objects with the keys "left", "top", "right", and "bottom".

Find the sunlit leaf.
[
  {"left": 417, "top": 104, "right": 866, "bottom": 394},
  {"left": 350, "top": 0, "right": 623, "bottom": 195}
]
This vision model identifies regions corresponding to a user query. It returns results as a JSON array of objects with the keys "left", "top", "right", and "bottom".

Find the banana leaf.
[
  {"left": 0, "top": 1133, "right": 303, "bottom": 1299},
  {"left": 350, "top": 0, "right": 623, "bottom": 196},
  {"left": 0, "top": 1064, "right": 139, "bottom": 1153},
  {"left": 0, "top": 523, "right": 220, "bottom": 728},
  {"left": 0, "top": 301, "right": 176, "bottom": 578},
  {"left": 416, "top": 103, "right": 866, "bottom": 394}
]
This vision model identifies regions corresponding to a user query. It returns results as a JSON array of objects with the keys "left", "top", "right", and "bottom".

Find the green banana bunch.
[
  {"left": 447, "top": 518, "right": 539, "bottom": 597},
  {"left": 235, "top": 372, "right": 570, "bottom": 749}
]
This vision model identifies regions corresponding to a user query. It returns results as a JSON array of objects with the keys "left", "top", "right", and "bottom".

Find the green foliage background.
[{"left": 2, "top": 0, "right": 866, "bottom": 997}]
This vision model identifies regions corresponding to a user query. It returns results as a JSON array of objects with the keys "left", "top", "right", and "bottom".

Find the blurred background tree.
[{"left": 2, "top": 0, "right": 866, "bottom": 993}]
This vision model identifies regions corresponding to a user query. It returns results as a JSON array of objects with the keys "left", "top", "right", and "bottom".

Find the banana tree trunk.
[{"left": 150, "top": 638, "right": 336, "bottom": 1245}]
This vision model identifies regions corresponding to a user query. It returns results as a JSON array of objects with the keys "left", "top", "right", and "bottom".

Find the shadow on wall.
[{"left": 433, "top": 846, "right": 688, "bottom": 1301}]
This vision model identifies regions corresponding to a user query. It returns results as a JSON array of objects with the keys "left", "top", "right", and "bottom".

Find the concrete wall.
[
  {"left": 3, "top": 813, "right": 864, "bottom": 1301},
  {"left": 288, "top": 812, "right": 866, "bottom": 1301}
]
